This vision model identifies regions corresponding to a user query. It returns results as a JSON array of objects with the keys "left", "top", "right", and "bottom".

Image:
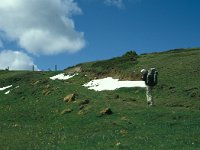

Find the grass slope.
[{"left": 0, "top": 48, "right": 200, "bottom": 149}]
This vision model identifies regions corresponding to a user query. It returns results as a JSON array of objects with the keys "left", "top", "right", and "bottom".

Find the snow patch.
[
  {"left": 5, "top": 90, "right": 10, "bottom": 95},
  {"left": 2, "top": 86, "right": 19, "bottom": 95},
  {"left": 15, "top": 86, "right": 20, "bottom": 89},
  {"left": 0, "top": 85, "right": 12, "bottom": 91},
  {"left": 50, "top": 73, "right": 78, "bottom": 80},
  {"left": 83, "top": 77, "right": 146, "bottom": 91}
]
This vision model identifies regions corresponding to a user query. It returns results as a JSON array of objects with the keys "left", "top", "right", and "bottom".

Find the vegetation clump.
[{"left": 122, "top": 50, "right": 138, "bottom": 57}]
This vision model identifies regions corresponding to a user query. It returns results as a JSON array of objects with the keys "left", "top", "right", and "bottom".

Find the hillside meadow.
[{"left": 0, "top": 48, "right": 200, "bottom": 149}]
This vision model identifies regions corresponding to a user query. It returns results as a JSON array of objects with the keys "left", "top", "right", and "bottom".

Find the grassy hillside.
[
  {"left": 0, "top": 48, "right": 200, "bottom": 149},
  {"left": 66, "top": 48, "right": 200, "bottom": 107}
]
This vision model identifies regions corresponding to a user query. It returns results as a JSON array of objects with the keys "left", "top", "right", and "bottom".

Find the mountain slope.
[
  {"left": 65, "top": 48, "right": 200, "bottom": 106},
  {"left": 0, "top": 48, "right": 200, "bottom": 149}
]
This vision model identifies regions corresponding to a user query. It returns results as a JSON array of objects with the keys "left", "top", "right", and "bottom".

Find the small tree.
[{"left": 123, "top": 51, "right": 138, "bottom": 57}]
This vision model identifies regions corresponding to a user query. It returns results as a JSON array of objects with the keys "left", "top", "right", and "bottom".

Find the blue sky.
[{"left": 0, "top": 0, "right": 200, "bottom": 70}]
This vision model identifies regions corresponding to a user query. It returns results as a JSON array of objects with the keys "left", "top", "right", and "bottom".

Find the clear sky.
[{"left": 0, "top": 0, "right": 200, "bottom": 71}]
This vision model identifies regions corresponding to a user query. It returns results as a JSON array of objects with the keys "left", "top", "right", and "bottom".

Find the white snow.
[
  {"left": 50, "top": 73, "right": 78, "bottom": 80},
  {"left": 5, "top": 90, "right": 10, "bottom": 95},
  {"left": 83, "top": 77, "right": 146, "bottom": 91},
  {"left": 0, "top": 85, "right": 12, "bottom": 91},
  {"left": 0, "top": 85, "right": 19, "bottom": 95},
  {"left": 15, "top": 86, "right": 20, "bottom": 89}
]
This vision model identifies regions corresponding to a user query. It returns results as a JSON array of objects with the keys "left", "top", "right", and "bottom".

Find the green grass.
[{"left": 0, "top": 48, "right": 200, "bottom": 149}]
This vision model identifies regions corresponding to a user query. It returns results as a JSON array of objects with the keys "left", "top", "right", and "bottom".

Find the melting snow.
[
  {"left": 1, "top": 86, "right": 19, "bottom": 95},
  {"left": 5, "top": 90, "right": 10, "bottom": 95},
  {"left": 50, "top": 73, "right": 78, "bottom": 80},
  {"left": 0, "top": 85, "right": 12, "bottom": 91},
  {"left": 83, "top": 77, "right": 146, "bottom": 91},
  {"left": 15, "top": 86, "right": 20, "bottom": 89}
]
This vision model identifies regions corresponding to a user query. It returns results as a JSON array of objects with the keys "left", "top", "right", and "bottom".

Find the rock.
[
  {"left": 120, "top": 129, "right": 128, "bottom": 135},
  {"left": 14, "top": 124, "right": 19, "bottom": 127},
  {"left": 65, "top": 66, "right": 82, "bottom": 74},
  {"left": 42, "top": 90, "right": 51, "bottom": 96},
  {"left": 99, "top": 108, "right": 113, "bottom": 116},
  {"left": 45, "top": 84, "right": 50, "bottom": 89},
  {"left": 20, "top": 96, "right": 25, "bottom": 100},
  {"left": 63, "top": 93, "right": 77, "bottom": 102},
  {"left": 78, "top": 99, "right": 90, "bottom": 106},
  {"left": 61, "top": 108, "right": 73, "bottom": 115},
  {"left": 45, "top": 91, "right": 51, "bottom": 96},
  {"left": 77, "top": 106, "right": 91, "bottom": 115},
  {"left": 77, "top": 110, "right": 84, "bottom": 115},
  {"left": 116, "top": 142, "right": 121, "bottom": 146},
  {"left": 33, "top": 80, "right": 40, "bottom": 85}
]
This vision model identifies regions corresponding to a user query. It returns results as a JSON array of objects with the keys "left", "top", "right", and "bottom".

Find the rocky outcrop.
[{"left": 99, "top": 108, "right": 113, "bottom": 116}]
